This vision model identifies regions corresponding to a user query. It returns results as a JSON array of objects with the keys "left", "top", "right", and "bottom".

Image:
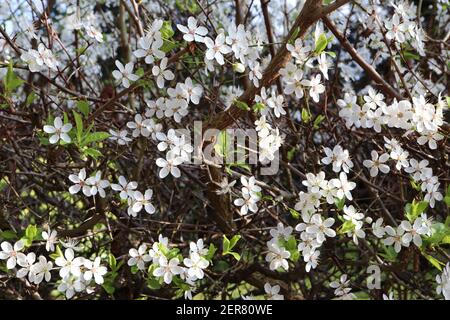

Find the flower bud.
[{"left": 233, "top": 63, "right": 245, "bottom": 73}]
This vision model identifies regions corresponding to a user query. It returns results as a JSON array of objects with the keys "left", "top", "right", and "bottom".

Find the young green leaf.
[
  {"left": 82, "top": 132, "right": 110, "bottom": 145},
  {"left": 314, "top": 34, "right": 328, "bottom": 54},
  {"left": 5, "top": 60, "right": 24, "bottom": 93},
  {"left": 73, "top": 110, "right": 83, "bottom": 143},
  {"left": 76, "top": 100, "right": 90, "bottom": 117}
]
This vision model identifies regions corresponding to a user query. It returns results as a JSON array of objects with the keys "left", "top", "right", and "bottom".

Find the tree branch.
[
  {"left": 322, "top": 16, "right": 403, "bottom": 100},
  {"left": 321, "top": 0, "right": 352, "bottom": 16}
]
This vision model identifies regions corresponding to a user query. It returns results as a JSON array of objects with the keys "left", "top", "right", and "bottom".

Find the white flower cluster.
[
  {"left": 384, "top": 2, "right": 426, "bottom": 55},
  {"left": 295, "top": 213, "right": 332, "bottom": 272},
  {"left": 337, "top": 90, "right": 444, "bottom": 149},
  {"left": 0, "top": 231, "right": 108, "bottom": 300},
  {"left": 127, "top": 236, "right": 210, "bottom": 300},
  {"left": 281, "top": 38, "right": 328, "bottom": 103},
  {"left": 21, "top": 43, "right": 58, "bottom": 73},
  {"left": 200, "top": 21, "right": 263, "bottom": 87},
  {"left": 233, "top": 176, "right": 261, "bottom": 216},
  {"left": 342, "top": 205, "right": 366, "bottom": 245},
  {"left": 0, "top": 240, "right": 52, "bottom": 284},
  {"left": 126, "top": 113, "right": 162, "bottom": 139},
  {"left": 255, "top": 115, "right": 283, "bottom": 162},
  {"left": 255, "top": 87, "right": 286, "bottom": 118},
  {"left": 263, "top": 146, "right": 358, "bottom": 273},
  {"left": 155, "top": 129, "right": 193, "bottom": 179},
  {"left": 265, "top": 223, "right": 292, "bottom": 272},
  {"left": 69, "top": 168, "right": 110, "bottom": 198},
  {"left": 436, "top": 263, "right": 450, "bottom": 300},
  {"left": 321, "top": 145, "right": 354, "bottom": 174},
  {"left": 382, "top": 137, "right": 442, "bottom": 208},
  {"left": 56, "top": 248, "right": 107, "bottom": 299},
  {"left": 66, "top": 10, "right": 104, "bottom": 43},
  {"left": 330, "top": 274, "right": 354, "bottom": 299},
  {"left": 69, "top": 169, "right": 157, "bottom": 217},
  {"left": 371, "top": 215, "right": 432, "bottom": 253}
]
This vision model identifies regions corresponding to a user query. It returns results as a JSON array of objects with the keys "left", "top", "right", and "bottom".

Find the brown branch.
[
  {"left": 322, "top": 16, "right": 404, "bottom": 100},
  {"left": 261, "top": 0, "right": 283, "bottom": 94},
  {"left": 322, "top": 0, "right": 353, "bottom": 16}
]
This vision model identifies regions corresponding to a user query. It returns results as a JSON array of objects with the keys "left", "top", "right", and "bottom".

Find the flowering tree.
[{"left": 0, "top": 0, "right": 449, "bottom": 300}]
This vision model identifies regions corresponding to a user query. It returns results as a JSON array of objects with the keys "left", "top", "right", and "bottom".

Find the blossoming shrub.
[{"left": 0, "top": 0, "right": 449, "bottom": 300}]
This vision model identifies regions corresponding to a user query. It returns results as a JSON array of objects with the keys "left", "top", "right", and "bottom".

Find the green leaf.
[
  {"left": 214, "top": 130, "right": 232, "bottom": 158},
  {"left": 167, "top": 248, "right": 180, "bottom": 260},
  {"left": 409, "top": 178, "right": 421, "bottom": 191},
  {"left": 73, "top": 111, "right": 83, "bottom": 143},
  {"left": 291, "top": 250, "right": 300, "bottom": 262},
  {"left": 161, "top": 21, "right": 175, "bottom": 39},
  {"left": 405, "top": 200, "right": 428, "bottom": 222},
  {"left": 338, "top": 220, "right": 355, "bottom": 234},
  {"left": 5, "top": 60, "right": 24, "bottom": 93},
  {"left": 288, "top": 27, "right": 300, "bottom": 45},
  {"left": 421, "top": 251, "right": 444, "bottom": 271},
  {"left": 444, "top": 185, "right": 450, "bottom": 207},
  {"left": 226, "top": 162, "right": 251, "bottom": 173},
  {"left": 83, "top": 148, "right": 103, "bottom": 159},
  {"left": 415, "top": 201, "right": 429, "bottom": 215},
  {"left": 445, "top": 215, "right": 450, "bottom": 227},
  {"left": 212, "top": 260, "right": 230, "bottom": 272},
  {"left": 229, "top": 235, "right": 241, "bottom": 250},
  {"left": 289, "top": 208, "right": 300, "bottom": 219},
  {"left": 445, "top": 195, "right": 450, "bottom": 207},
  {"left": 76, "top": 100, "right": 90, "bottom": 117},
  {"left": 235, "top": 99, "right": 250, "bottom": 111},
  {"left": 222, "top": 235, "right": 230, "bottom": 254},
  {"left": 285, "top": 236, "right": 297, "bottom": 252},
  {"left": 222, "top": 235, "right": 241, "bottom": 261},
  {"left": 175, "top": 0, "right": 200, "bottom": 14},
  {"left": 335, "top": 197, "right": 345, "bottom": 210},
  {"left": 287, "top": 147, "right": 296, "bottom": 162},
  {"left": 25, "top": 92, "right": 37, "bottom": 106},
  {"left": 108, "top": 253, "right": 117, "bottom": 270},
  {"left": 83, "top": 132, "right": 110, "bottom": 145},
  {"left": 252, "top": 102, "right": 265, "bottom": 113},
  {"left": 135, "top": 67, "right": 145, "bottom": 78},
  {"left": 301, "top": 108, "right": 312, "bottom": 123},
  {"left": 147, "top": 277, "right": 162, "bottom": 290},
  {"left": 205, "top": 243, "right": 217, "bottom": 261},
  {"left": 50, "top": 245, "right": 63, "bottom": 260},
  {"left": 161, "top": 40, "right": 180, "bottom": 53},
  {"left": 0, "top": 230, "right": 17, "bottom": 240},
  {"left": 25, "top": 224, "right": 37, "bottom": 241},
  {"left": 228, "top": 252, "right": 241, "bottom": 261},
  {"left": 63, "top": 112, "right": 69, "bottom": 124},
  {"left": 313, "top": 115, "right": 325, "bottom": 129},
  {"left": 102, "top": 280, "right": 116, "bottom": 295},
  {"left": 379, "top": 245, "right": 397, "bottom": 262},
  {"left": 424, "top": 222, "right": 450, "bottom": 246},
  {"left": 402, "top": 50, "right": 420, "bottom": 60},
  {"left": 314, "top": 34, "right": 328, "bottom": 54},
  {"left": 324, "top": 51, "right": 336, "bottom": 58},
  {"left": 130, "top": 265, "right": 139, "bottom": 274}
]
